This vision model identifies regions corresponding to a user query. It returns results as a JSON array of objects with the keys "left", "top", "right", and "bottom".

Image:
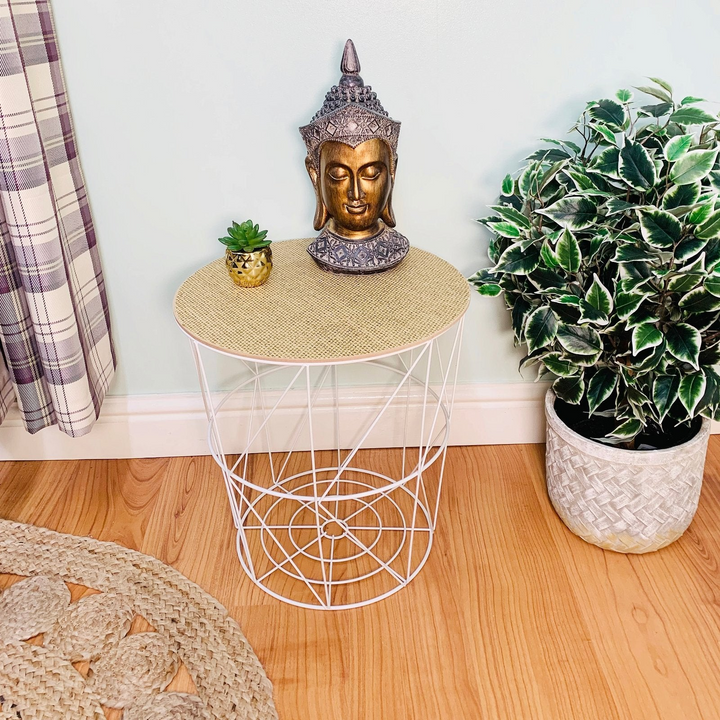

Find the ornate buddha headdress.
[{"left": 299, "top": 39, "right": 401, "bottom": 173}]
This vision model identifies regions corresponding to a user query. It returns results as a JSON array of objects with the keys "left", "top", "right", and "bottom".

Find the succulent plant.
[
  {"left": 219, "top": 220, "right": 270, "bottom": 253},
  {"left": 471, "top": 78, "right": 720, "bottom": 447}
]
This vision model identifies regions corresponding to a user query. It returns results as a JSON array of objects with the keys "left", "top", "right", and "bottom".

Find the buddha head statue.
[{"left": 299, "top": 39, "right": 409, "bottom": 274}]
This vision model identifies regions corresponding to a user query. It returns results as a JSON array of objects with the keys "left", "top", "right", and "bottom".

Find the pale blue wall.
[{"left": 52, "top": 0, "right": 720, "bottom": 395}]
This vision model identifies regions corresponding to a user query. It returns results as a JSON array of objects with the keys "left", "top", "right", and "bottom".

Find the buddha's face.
[{"left": 310, "top": 138, "right": 394, "bottom": 239}]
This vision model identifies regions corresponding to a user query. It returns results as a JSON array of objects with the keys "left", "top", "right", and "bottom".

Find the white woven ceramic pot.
[{"left": 545, "top": 389, "right": 710, "bottom": 553}]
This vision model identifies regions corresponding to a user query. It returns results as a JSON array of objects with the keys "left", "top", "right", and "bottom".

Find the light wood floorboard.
[{"left": 2, "top": 441, "right": 720, "bottom": 719}]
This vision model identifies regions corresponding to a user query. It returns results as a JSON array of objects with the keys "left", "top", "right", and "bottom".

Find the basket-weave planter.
[{"left": 544, "top": 389, "right": 710, "bottom": 553}]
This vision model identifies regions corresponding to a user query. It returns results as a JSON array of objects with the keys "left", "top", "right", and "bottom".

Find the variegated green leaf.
[
  {"left": 696, "top": 210, "right": 720, "bottom": 240},
  {"left": 540, "top": 241, "right": 559, "bottom": 269},
  {"left": 556, "top": 228, "right": 581, "bottom": 272},
  {"left": 587, "top": 368, "right": 618, "bottom": 415},
  {"left": 588, "top": 99, "right": 626, "bottom": 129},
  {"left": 678, "top": 287, "right": 720, "bottom": 314},
  {"left": 592, "top": 147, "right": 620, "bottom": 178},
  {"left": 490, "top": 205, "right": 531, "bottom": 229},
  {"left": 625, "top": 307, "right": 656, "bottom": 330},
  {"left": 649, "top": 77, "right": 673, "bottom": 93},
  {"left": 588, "top": 230, "right": 612, "bottom": 260},
  {"left": 494, "top": 243, "right": 540, "bottom": 275},
  {"left": 662, "top": 182, "right": 700, "bottom": 210},
  {"left": 638, "top": 209, "right": 681, "bottom": 248},
  {"left": 501, "top": 173, "right": 514, "bottom": 196},
  {"left": 637, "top": 84, "right": 673, "bottom": 104},
  {"left": 585, "top": 274, "right": 613, "bottom": 314},
  {"left": 669, "top": 149, "right": 718, "bottom": 185},
  {"left": 675, "top": 237, "right": 707, "bottom": 262},
  {"left": 556, "top": 324, "right": 603, "bottom": 356},
  {"left": 668, "top": 107, "right": 717, "bottom": 125},
  {"left": 681, "top": 254, "right": 707, "bottom": 274},
  {"left": 519, "top": 161, "right": 543, "bottom": 197},
  {"left": 688, "top": 202, "right": 715, "bottom": 225},
  {"left": 639, "top": 101, "right": 672, "bottom": 117},
  {"left": 615, "top": 291, "right": 649, "bottom": 319},
  {"left": 537, "top": 197, "right": 597, "bottom": 230},
  {"left": 619, "top": 141, "right": 657, "bottom": 191},
  {"left": 619, "top": 262, "right": 652, "bottom": 285},
  {"left": 705, "top": 241, "right": 720, "bottom": 271},
  {"left": 488, "top": 221, "right": 522, "bottom": 238},
  {"left": 525, "top": 306, "right": 558, "bottom": 353},
  {"left": 555, "top": 295, "right": 582, "bottom": 305},
  {"left": 606, "top": 199, "right": 639, "bottom": 216},
  {"left": 608, "top": 418, "right": 642, "bottom": 439},
  {"left": 539, "top": 160, "right": 569, "bottom": 193},
  {"left": 564, "top": 169, "right": 594, "bottom": 191},
  {"left": 591, "top": 122, "right": 616, "bottom": 145},
  {"left": 542, "top": 353, "right": 579, "bottom": 377},
  {"left": 613, "top": 245, "right": 657, "bottom": 263},
  {"left": 663, "top": 134, "right": 694, "bottom": 162},
  {"left": 579, "top": 301, "right": 609, "bottom": 326},
  {"left": 530, "top": 267, "right": 565, "bottom": 290},
  {"left": 632, "top": 340, "right": 667, "bottom": 373},
  {"left": 527, "top": 148, "right": 570, "bottom": 163},
  {"left": 679, "top": 372, "right": 707, "bottom": 416},
  {"left": 475, "top": 283, "right": 502, "bottom": 297},
  {"left": 665, "top": 323, "right": 701, "bottom": 368},
  {"left": 653, "top": 374, "right": 680, "bottom": 421},
  {"left": 632, "top": 323, "right": 663, "bottom": 355},
  {"left": 564, "top": 350, "right": 603, "bottom": 367},
  {"left": 704, "top": 277, "right": 720, "bottom": 297},
  {"left": 553, "top": 374, "right": 585, "bottom": 405},
  {"left": 511, "top": 298, "right": 531, "bottom": 340}
]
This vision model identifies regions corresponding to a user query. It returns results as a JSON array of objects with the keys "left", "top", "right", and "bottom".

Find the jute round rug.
[{"left": 0, "top": 519, "right": 278, "bottom": 720}]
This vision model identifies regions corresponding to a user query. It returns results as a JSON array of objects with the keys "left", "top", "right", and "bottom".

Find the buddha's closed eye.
[
  {"left": 327, "top": 166, "right": 350, "bottom": 181},
  {"left": 361, "top": 165, "right": 383, "bottom": 180}
]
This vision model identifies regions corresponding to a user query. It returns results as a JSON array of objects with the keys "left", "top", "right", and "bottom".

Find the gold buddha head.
[
  {"left": 310, "top": 137, "right": 395, "bottom": 239},
  {"left": 300, "top": 40, "right": 401, "bottom": 241}
]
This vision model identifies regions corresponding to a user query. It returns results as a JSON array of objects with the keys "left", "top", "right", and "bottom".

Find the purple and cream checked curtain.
[{"left": 0, "top": 0, "right": 114, "bottom": 437}]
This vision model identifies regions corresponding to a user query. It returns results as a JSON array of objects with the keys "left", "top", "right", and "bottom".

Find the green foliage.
[
  {"left": 218, "top": 220, "right": 271, "bottom": 253},
  {"left": 469, "top": 78, "right": 720, "bottom": 445}
]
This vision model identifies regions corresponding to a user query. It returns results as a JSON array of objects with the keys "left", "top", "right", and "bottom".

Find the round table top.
[{"left": 174, "top": 238, "right": 470, "bottom": 364}]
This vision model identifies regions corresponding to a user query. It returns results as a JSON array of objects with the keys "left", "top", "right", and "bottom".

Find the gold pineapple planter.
[{"left": 225, "top": 247, "right": 273, "bottom": 287}]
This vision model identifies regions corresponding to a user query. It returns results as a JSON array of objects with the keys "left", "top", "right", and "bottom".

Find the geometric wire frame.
[{"left": 188, "top": 318, "right": 464, "bottom": 609}]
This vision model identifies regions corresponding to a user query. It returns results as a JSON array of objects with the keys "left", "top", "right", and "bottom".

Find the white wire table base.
[{"left": 189, "top": 319, "right": 463, "bottom": 610}]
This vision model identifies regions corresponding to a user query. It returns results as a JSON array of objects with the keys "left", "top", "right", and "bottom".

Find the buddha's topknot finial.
[{"left": 340, "top": 39, "right": 361, "bottom": 75}]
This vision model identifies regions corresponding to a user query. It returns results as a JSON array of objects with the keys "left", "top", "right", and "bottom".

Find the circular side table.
[{"left": 174, "top": 239, "right": 469, "bottom": 610}]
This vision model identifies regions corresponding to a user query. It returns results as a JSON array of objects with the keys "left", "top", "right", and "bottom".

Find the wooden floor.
[{"left": 2, "top": 440, "right": 720, "bottom": 719}]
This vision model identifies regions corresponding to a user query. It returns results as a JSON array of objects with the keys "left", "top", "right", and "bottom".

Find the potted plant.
[
  {"left": 471, "top": 78, "right": 720, "bottom": 553},
  {"left": 219, "top": 220, "right": 272, "bottom": 287}
]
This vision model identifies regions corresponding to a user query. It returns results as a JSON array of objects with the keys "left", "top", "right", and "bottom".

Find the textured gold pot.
[{"left": 225, "top": 247, "right": 272, "bottom": 287}]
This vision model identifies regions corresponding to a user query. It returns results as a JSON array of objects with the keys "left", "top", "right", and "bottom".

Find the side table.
[{"left": 174, "top": 239, "right": 470, "bottom": 609}]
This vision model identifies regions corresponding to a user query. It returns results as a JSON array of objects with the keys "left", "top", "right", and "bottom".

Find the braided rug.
[{"left": 0, "top": 519, "right": 278, "bottom": 720}]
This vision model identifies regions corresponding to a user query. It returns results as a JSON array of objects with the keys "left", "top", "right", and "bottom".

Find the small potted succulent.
[
  {"left": 471, "top": 78, "right": 720, "bottom": 553},
  {"left": 219, "top": 220, "right": 272, "bottom": 287}
]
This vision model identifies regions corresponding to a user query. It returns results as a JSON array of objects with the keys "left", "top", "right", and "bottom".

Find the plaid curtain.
[{"left": 0, "top": 0, "right": 114, "bottom": 437}]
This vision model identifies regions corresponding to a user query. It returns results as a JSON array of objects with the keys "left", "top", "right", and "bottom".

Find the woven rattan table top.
[{"left": 174, "top": 238, "right": 470, "bottom": 364}]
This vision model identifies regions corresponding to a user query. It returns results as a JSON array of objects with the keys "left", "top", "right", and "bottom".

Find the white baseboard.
[
  {"left": 0, "top": 382, "right": 551, "bottom": 461},
  {"left": 0, "top": 382, "right": 715, "bottom": 461}
]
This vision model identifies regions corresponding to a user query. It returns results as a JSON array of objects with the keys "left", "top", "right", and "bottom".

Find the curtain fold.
[{"left": 0, "top": 0, "right": 114, "bottom": 437}]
